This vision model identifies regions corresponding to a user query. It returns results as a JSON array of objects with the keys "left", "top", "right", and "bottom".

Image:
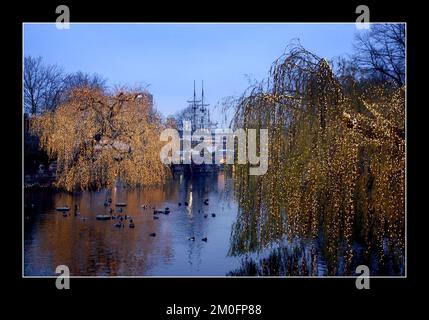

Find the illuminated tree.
[
  {"left": 31, "top": 87, "right": 170, "bottom": 191},
  {"left": 230, "top": 44, "right": 405, "bottom": 275}
]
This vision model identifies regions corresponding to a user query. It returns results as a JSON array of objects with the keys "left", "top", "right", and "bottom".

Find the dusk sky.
[{"left": 24, "top": 23, "right": 361, "bottom": 125}]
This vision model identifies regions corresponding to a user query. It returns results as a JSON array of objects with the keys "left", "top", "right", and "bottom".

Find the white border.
[{"left": 22, "top": 22, "right": 407, "bottom": 279}]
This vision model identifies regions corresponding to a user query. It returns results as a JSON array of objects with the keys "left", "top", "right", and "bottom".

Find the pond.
[
  {"left": 24, "top": 172, "right": 242, "bottom": 276},
  {"left": 24, "top": 171, "right": 404, "bottom": 277}
]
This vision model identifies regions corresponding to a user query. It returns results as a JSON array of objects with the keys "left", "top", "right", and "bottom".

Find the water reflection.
[
  {"left": 228, "top": 240, "right": 404, "bottom": 276},
  {"left": 24, "top": 170, "right": 404, "bottom": 276},
  {"left": 24, "top": 172, "right": 240, "bottom": 276}
]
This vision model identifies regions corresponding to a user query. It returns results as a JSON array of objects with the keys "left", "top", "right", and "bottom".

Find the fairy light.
[
  {"left": 31, "top": 87, "right": 170, "bottom": 191},
  {"left": 229, "top": 45, "right": 405, "bottom": 275}
]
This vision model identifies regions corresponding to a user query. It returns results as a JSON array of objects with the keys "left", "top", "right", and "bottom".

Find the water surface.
[
  {"left": 24, "top": 171, "right": 404, "bottom": 276},
  {"left": 24, "top": 172, "right": 241, "bottom": 276}
]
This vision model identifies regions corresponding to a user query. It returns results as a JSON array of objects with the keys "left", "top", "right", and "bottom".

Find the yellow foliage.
[
  {"left": 31, "top": 88, "right": 170, "bottom": 191},
  {"left": 231, "top": 46, "right": 405, "bottom": 274}
]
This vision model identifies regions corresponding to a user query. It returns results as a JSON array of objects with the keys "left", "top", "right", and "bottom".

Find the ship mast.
[
  {"left": 186, "top": 80, "right": 213, "bottom": 131},
  {"left": 200, "top": 80, "right": 210, "bottom": 129},
  {"left": 186, "top": 80, "right": 201, "bottom": 132}
]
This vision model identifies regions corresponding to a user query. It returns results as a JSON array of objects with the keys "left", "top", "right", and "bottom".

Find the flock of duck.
[{"left": 55, "top": 197, "right": 214, "bottom": 242}]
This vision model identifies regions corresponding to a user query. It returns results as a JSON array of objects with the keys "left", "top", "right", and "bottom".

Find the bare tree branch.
[{"left": 354, "top": 24, "right": 405, "bottom": 86}]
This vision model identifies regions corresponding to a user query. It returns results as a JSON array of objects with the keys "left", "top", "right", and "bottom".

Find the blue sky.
[{"left": 24, "top": 23, "right": 360, "bottom": 124}]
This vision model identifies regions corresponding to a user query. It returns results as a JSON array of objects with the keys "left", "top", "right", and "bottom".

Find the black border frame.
[{"left": 5, "top": 1, "right": 421, "bottom": 317}]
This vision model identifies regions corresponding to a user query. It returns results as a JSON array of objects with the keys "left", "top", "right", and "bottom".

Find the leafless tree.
[
  {"left": 174, "top": 105, "right": 192, "bottom": 122},
  {"left": 354, "top": 24, "right": 405, "bottom": 86},
  {"left": 42, "top": 64, "right": 65, "bottom": 111},
  {"left": 24, "top": 56, "right": 64, "bottom": 114},
  {"left": 62, "top": 71, "right": 107, "bottom": 92},
  {"left": 24, "top": 57, "right": 109, "bottom": 114},
  {"left": 59, "top": 71, "right": 107, "bottom": 104}
]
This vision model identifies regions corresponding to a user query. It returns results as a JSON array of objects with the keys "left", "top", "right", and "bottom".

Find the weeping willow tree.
[
  {"left": 31, "top": 87, "right": 170, "bottom": 191},
  {"left": 230, "top": 45, "right": 405, "bottom": 275}
]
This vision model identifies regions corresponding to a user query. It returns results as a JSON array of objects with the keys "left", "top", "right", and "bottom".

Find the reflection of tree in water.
[
  {"left": 229, "top": 239, "right": 405, "bottom": 276},
  {"left": 229, "top": 245, "right": 316, "bottom": 276}
]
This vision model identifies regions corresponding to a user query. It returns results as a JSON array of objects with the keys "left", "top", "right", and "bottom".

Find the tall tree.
[
  {"left": 24, "top": 56, "right": 64, "bottom": 114},
  {"left": 354, "top": 24, "right": 405, "bottom": 86},
  {"left": 62, "top": 71, "right": 106, "bottom": 92},
  {"left": 230, "top": 44, "right": 405, "bottom": 274},
  {"left": 31, "top": 87, "right": 169, "bottom": 191}
]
